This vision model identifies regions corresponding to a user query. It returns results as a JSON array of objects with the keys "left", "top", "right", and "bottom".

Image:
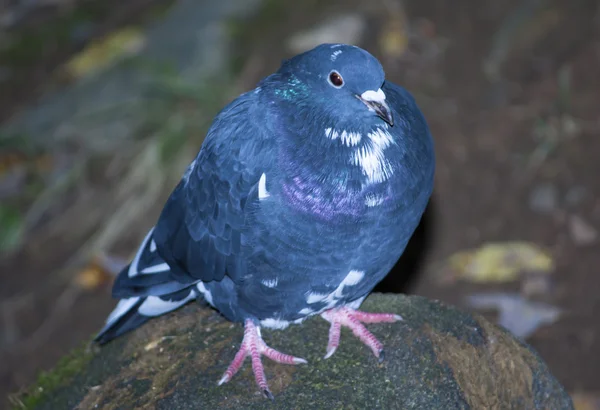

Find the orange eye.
[{"left": 328, "top": 71, "right": 344, "bottom": 87}]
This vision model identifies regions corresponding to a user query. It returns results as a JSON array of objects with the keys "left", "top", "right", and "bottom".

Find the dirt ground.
[{"left": 1, "top": 0, "right": 599, "bottom": 408}]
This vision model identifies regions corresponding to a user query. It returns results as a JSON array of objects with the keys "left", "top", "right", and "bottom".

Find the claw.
[
  {"left": 324, "top": 346, "right": 337, "bottom": 359},
  {"left": 263, "top": 389, "right": 275, "bottom": 401},
  {"left": 217, "top": 373, "right": 230, "bottom": 386}
]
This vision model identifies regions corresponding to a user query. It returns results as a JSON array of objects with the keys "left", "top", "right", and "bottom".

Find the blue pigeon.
[{"left": 95, "top": 43, "right": 435, "bottom": 399}]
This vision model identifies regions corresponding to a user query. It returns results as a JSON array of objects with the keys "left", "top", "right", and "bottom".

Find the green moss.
[
  {"left": 13, "top": 343, "right": 94, "bottom": 410},
  {"left": 14, "top": 295, "right": 572, "bottom": 409},
  {"left": 0, "top": 204, "right": 24, "bottom": 253}
]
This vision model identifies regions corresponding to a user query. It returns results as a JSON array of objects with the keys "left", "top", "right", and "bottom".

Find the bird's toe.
[
  {"left": 320, "top": 306, "right": 400, "bottom": 360},
  {"left": 218, "top": 319, "right": 306, "bottom": 399}
]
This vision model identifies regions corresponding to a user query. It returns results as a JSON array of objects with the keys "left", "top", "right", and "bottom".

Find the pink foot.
[
  {"left": 218, "top": 319, "right": 307, "bottom": 399},
  {"left": 321, "top": 307, "right": 402, "bottom": 361}
]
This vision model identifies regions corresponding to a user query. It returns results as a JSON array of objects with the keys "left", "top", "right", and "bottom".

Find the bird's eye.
[{"left": 328, "top": 71, "right": 344, "bottom": 88}]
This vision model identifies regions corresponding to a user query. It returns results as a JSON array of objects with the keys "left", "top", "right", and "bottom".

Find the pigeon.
[{"left": 95, "top": 43, "right": 435, "bottom": 399}]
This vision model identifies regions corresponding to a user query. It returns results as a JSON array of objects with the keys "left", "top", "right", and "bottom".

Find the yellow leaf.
[
  {"left": 571, "top": 392, "right": 600, "bottom": 410},
  {"left": 448, "top": 241, "right": 554, "bottom": 283},
  {"left": 379, "top": 22, "right": 409, "bottom": 59},
  {"left": 64, "top": 27, "right": 146, "bottom": 79},
  {"left": 378, "top": 6, "right": 409, "bottom": 59},
  {"left": 73, "top": 256, "right": 114, "bottom": 290},
  {"left": 144, "top": 336, "right": 174, "bottom": 351}
]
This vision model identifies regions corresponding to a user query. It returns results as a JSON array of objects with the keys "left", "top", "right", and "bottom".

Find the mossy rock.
[{"left": 16, "top": 294, "right": 572, "bottom": 409}]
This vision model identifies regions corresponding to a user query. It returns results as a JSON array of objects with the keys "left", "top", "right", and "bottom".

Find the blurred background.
[{"left": 1, "top": 0, "right": 599, "bottom": 408}]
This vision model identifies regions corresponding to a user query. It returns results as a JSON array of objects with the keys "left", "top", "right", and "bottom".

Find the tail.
[{"left": 95, "top": 228, "right": 199, "bottom": 344}]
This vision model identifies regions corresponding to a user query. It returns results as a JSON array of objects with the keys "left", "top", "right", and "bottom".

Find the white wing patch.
[
  {"left": 196, "top": 281, "right": 214, "bottom": 306},
  {"left": 105, "top": 297, "right": 140, "bottom": 326},
  {"left": 351, "top": 127, "right": 395, "bottom": 185},
  {"left": 258, "top": 173, "right": 270, "bottom": 200},
  {"left": 128, "top": 228, "right": 171, "bottom": 277},
  {"left": 128, "top": 229, "right": 154, "bottom": 277},
  {"left": 138, "top": 294, "right": 194, "bottom": 317},
  {"left": 140, "top": 262, "right": 170, "bottom": 275}
]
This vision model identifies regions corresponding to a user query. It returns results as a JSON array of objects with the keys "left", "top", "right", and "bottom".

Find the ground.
[{"left": 1, "top": 0, "right": 599, "bottom": 408}]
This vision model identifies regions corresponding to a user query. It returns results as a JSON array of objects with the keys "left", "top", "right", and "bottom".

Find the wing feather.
[{"left": 153, "top": 92, "right": 276, "bottom": 284}]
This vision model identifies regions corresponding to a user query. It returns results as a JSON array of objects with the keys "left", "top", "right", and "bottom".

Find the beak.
[{"left": 357, "top": 88, "right": 394, "bottom": 126}]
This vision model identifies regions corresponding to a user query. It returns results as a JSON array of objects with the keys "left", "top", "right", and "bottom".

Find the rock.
[
  {"left": 568, "top": 214, "right": 597, "bottom": 246},
  {"left": 529, "top": 183, "right": 558, "bottom": 214},
  {"left": 466, "top": 292, "right": 561, "bottom": 339},
  {"left": 17, "top": 294, "right": 572, "bottom": 409}
]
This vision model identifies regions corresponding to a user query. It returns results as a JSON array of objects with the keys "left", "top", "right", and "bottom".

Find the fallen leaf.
[
  {"left": 73, "top": 254, "right": 123, "bottom": 290},
  {"left": 64, "top": 27, "right": 146, "bottom": 79},
  {"left": 448, "top": 241, "right": 554, "bottom": 283},
  {"left": 466, "top": 292, "right": 561, "bottom": 339},
  {"left": 379, "top": 16, "right": 409, "bottom": 59},
  {"left": 144, "top": 336, "right": 175, "bottom": 351},
  {"left": 74, "top": 266, "right": 109, "bottom": 290},
  {"left": 378, "top": 0, "right": 410, "bottom": 59},
  {"left": 571, "top": 392, "right": 600, "bottom": 410}
]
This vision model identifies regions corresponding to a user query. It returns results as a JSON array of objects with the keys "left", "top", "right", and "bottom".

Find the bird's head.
[{"left": 270, "top": 44, "right": 393, "bottom": 130}]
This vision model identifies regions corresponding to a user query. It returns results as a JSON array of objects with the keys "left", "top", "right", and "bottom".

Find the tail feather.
[
  {"left": 95, "top": 297, "right": 146, "bottom": 344},
  {"left": 95, "top": 228, "right": 199, "bottom": 344},
  {"left": 95, "top": 292, "right": 197, "bottom": 344}
]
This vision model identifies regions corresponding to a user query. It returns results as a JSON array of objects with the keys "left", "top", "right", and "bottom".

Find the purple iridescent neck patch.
[{"left": 282, "top": 176, "right": 372, "bottom": 221}]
